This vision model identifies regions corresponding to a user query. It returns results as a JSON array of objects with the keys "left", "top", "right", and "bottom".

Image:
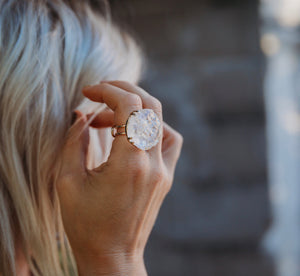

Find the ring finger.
[{"left": 101, "top": 81, "right": 163, "bottom": 154}]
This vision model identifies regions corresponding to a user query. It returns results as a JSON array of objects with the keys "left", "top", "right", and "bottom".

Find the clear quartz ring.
[{"left": 111, "top": 109, "right": 162, "bottom": 151}]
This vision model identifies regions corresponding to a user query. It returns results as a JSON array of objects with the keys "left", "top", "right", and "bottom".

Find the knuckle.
[
  {"left": 150, "top": 97, "right": 162, "bottom": 112},
  {"left": 101, "top": 82, "right": 113, "bottom": 91},
  {"left": 150, "top": 168, "right": 173, "bottom": 194},
  {"left": 175, "top": 132, "right": 184, "bottom": 145},
  {"left": 131, "top": 163, "right": 146, "bottom": 177},
  {"left": 126, "top": 155, "right": 148, "bottom": 176},
  {"left": 150, "top": 168, "right": 165, "bottom": 185},
  {"left": 169, "top": 129, "right": 183, "bottom": 145},
  {"left": 123, "top": 94, "right": 142, "bottom": 108},
  {"left": 119, "top": 80, "right": 130, "bottom": 86}
]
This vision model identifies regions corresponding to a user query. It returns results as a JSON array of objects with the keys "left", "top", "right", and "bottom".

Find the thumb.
[{"left": 60, "top": 110, "right": 90, "bottom": 177}]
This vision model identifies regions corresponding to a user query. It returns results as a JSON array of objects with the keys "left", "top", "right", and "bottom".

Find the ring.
[{"left": 111, "top": 109, "right": 162, "bottom": 151}]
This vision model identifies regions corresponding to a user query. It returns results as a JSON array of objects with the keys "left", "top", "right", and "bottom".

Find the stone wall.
[{"left": 111, "top": 0, "right": 272, "bottom": 275}]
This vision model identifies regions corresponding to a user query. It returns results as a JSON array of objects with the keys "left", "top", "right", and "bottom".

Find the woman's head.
[{"left": 0, "top": 0, "right": 142, "bottom": 275}]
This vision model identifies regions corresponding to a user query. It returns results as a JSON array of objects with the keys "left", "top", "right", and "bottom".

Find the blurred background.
[{"left": 108, "top": 0, "right": 300, "bottom": 275}]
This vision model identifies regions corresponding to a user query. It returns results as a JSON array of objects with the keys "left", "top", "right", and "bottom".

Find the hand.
[{"left": 57, "top": 81, "right": 183, "bottom": 276}]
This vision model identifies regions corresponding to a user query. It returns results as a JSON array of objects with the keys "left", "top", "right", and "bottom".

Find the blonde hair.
[{"left": 0, "top": 0, "right": 142, "bottom": 275}]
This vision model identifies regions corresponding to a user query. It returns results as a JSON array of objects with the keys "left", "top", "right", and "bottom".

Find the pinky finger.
[{"left": 162, "top": 122, "right": 183, "bottom": 175}]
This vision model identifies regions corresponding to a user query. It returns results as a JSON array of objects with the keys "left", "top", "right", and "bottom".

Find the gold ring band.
[{"left": 111, "top": 124, "right": 126, "bottom": 137}]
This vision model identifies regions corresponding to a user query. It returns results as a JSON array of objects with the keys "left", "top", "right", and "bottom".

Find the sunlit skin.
[{"left": 18, "top": 81, "right": 183, "bottom": 275}]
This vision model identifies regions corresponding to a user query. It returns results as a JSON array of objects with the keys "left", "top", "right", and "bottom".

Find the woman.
[{"left": 0, "top": 0, "right": 183, "bottom": 275}]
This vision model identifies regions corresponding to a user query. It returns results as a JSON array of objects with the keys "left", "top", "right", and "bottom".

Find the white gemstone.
[{"left": 126, "top": 109, "right": 162, "bottom": 150}]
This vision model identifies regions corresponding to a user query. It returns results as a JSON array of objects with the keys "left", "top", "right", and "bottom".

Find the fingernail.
[
  {"left": 82, "top": 85, "right": 92, "bottom": 91},
  {"left": 71, "top": 110, "right": 82, "bottom": 125}
]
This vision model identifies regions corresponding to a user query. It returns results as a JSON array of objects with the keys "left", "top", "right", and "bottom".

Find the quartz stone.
[{"left": 126, "top": 109, "right": 162, "bottom": 150}]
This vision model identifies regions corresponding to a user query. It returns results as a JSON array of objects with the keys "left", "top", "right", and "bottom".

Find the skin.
[{"left": 18, "top": 81, "right": 183, "bottom": 276}]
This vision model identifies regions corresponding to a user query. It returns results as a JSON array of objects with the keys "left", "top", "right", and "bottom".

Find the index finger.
[
  {"left": 82, "top": 84, "right": 143, "bottom": 155},
  {"left": 83, "top": 84, "right": 142, "bottom": 126}
]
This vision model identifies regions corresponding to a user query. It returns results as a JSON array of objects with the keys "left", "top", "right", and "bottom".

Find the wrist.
[{"left": 75, "top": 251, "right": 147, "bottom": 276}]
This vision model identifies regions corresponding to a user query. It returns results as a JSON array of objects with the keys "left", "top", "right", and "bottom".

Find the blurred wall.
[
  {"left": 111, "top": 0, "right": 270, "bottom": 275},
  {"left": 261, "top": 1, "right": 300, "bottom": 275}
]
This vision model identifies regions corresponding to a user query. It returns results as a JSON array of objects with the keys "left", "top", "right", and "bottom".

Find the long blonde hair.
[{"left": 0, "top": 0, "right": 142, "bottom": 275}]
